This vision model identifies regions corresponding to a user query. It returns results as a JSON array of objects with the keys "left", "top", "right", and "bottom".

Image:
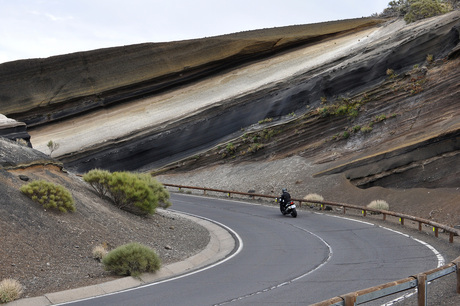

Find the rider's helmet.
[{"left": 282, "top": 188, "right": 287, "bottom": 193}]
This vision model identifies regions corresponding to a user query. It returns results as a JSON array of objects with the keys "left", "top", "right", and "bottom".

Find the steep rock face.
[
  {"left": 0, "top": 18, "right": 382, "bottom": 127},
  {"left": 0, "top": 115, "right": 31, "bottom": 147},
  {"left": 0, "top": 137, "right": 55, "bottom": 169},
  {"left": 58, "top": 12, "right": 460, "bottom": 174},
  {"left": 1, "top": 12, "right": 459, "bottom": 193}
]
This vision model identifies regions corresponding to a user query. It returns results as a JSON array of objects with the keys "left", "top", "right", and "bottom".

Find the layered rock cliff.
[{"left": 0, "top": 12, "right": 459, "bottom": 195}]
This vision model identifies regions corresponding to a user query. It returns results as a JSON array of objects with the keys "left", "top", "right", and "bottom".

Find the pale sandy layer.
[{"left": 29, "top": 21, "right": 404, "bottom": 157}]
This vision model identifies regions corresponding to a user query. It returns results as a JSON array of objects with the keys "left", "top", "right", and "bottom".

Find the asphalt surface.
[{"left": 11, "top": 193, "right": 442, "bottom": 305}]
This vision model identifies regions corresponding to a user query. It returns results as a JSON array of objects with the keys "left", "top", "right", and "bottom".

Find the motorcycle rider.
[{"left": 280, "top": 188, "right": 291, "bottom": 209}]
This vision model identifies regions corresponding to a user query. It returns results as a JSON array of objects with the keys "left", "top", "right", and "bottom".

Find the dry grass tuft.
[{"left": 0, "top": 278, "right": 23, "bottom": 303}]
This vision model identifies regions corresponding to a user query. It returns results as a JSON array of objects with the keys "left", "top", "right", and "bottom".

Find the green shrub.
[
  {"left": 0, "top": 279, "right": 23, "bottom": 303},
  {"left": 83, "top": 168, "right": 111, "bottom": 197},
  {"left": 83, "top": 170, "right": 170, "bottom": 215},
  {"left": 136, "top": 174, "right": 171, "bottom": 209},
  {"left": 404, "top": 0, "right": 451, "bottom": 23},
  {"left": 102, "top": 242, "right": 161, "bottom": 277},
  {"left": 106, "top": 172, "right": 157, "bottom": 215},
  {"left": 20, "top": 180, "right": 75, "bottom": 213}
]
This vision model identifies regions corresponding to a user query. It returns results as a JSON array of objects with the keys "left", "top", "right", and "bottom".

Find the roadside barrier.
[{"left": 163, "top": 183, "right": 460, "bottom": 305}]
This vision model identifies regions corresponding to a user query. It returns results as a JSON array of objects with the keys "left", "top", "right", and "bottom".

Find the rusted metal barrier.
[
  {"left": 163, "top": 183, "right": 460, "bottom": 305},
  {"left": 311, "top": 257, "right": 460, "bottom": 306},
  {"left": 163, "top": 183, "right": 460, "bottom": 242}
]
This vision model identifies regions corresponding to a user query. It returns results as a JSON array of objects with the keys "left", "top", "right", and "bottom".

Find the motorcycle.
[{"left": 278, "top": 198, "right": 297, "bottom": 218}]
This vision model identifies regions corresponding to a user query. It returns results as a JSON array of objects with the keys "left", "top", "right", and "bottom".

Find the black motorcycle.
[{"left": 278, "top": 198, "right": 297, "bottom": 218}]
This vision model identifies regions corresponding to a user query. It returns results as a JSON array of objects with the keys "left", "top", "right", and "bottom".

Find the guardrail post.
[
  {"left": 450, "top": 232, "right": 454, "bottom": 243},
  {"left": 362, "top": 209, "right": 366, "bottom": 217},
  {"left": 455, "top": 257, "right": 460, "bottom": 294},
  {"left": 342, "top": 292, "right": 357, "bottom": 306},
  {"left": 434, "top": 227, "right": 439, "bottom": 238},
  {"left": 204, "top": 189, "right": 207, "bottom": 195},
  {"left": 417, "top": 273, "right": 427, "bottom": 306},
  {"left": 418, "top": 222, "right": 422, "bottom": 231},
  {"left": 383, "top": 213, "right": 387, "bottom": 221},
  {"left": 400, "top": 217, "right": 405, "bottom": 225},
  {"left": 343, "top": 206, "right": 346, "bottom": 214}
]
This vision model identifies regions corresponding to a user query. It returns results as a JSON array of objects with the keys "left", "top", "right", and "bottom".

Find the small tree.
[{"left": 47, "top": 140, "right": 60, "bottom": 157}]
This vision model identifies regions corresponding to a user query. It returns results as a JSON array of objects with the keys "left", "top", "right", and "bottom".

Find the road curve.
[{"left": 65, "top": 193, "right": 440, "bottom": 305}]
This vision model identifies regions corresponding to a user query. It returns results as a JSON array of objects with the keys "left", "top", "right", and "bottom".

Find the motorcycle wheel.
[
  {"left": 291, "top": 208, "right": 297, "bottom": 218},
  {"left": 280, "top": 205, "right": 286, "bottom": 215}
]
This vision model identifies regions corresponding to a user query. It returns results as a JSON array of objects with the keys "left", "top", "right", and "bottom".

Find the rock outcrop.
[
  {"left": 0, "top": 114, "right": 31, "bottom": 147},
  {"left": 0, "top": 18, "right": 383, "bottom": 126}
]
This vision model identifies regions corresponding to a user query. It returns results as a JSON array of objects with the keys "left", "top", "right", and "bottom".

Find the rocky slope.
[{"left": 0, "top": 138, "right": 209, "bottom": 298}]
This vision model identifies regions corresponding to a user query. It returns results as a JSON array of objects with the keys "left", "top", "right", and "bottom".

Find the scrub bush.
[
  {"left": 0, "top": 279, "right": 23, "bottom": 303},
  {"left": 92, "top": 244, "right": 109, "bottom": 261},
  {"left": 102, "top": 242, "right": 161, "bottom": 277},
  {"left": 106, "top": 171, "right": 156, "bottom": 215},
  {"left": 83, "top": 168, "right": 111, "bottom": 197},
  {"left": 304, "top": 193, "right": 324, "bottom": 208},
  {"left": 404, "top": 0, "right": 451, "bottom": 23},
  {"left": 367, "top": 200, "right": 390, "bottom": 211},
  {"left": 136, "top": 173, "right": 171, "bottom": 209},
  {"left": 20, "top": 180, "right": 75, "bottom": 213},
  {"left": 83, "top": 170, "right": 170, "bottom": 215}
]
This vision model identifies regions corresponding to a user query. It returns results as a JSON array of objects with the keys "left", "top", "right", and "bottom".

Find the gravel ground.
[{"left": 1, "top": 167, "right": 210, "bottom": 300}]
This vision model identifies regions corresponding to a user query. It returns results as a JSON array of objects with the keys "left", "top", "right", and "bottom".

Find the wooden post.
[
  {"left": 362, "top": 210, "right": 367, "bottom": 217},
  {"left": 455, "top": 257, "right": 460, "bottom": 294},
  {"left": 417, "top": 273, "right": 427, "bottom": 306},
  {"left": 418, "top": 222, "right": 422, "bottom": 231},
  {"left": 383, "top": 213, "right": 387, "bottom": 221},
  {"left": 343, "top": 206, "right": 346, "bottom": 214},
  {"left": 400, "top": 217, "right": 405, "bottom": 225},
  {"left": 342, "top": 293, "right": 357, "bottom": 306},
  {"left": 204, "top": 189, "right": 207, "bottom": 195},
  {"left": 450, "top": 232, "right": 454, "bottom": 243},
  {"left": 434, "top": 227, "right": 439, "bottom": 238}
]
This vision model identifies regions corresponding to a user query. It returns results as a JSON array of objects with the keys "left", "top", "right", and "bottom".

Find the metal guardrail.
[
  {"left": 163, "top": 183, "right": 460, "bottom": 305},
  {"left": 312, "top": 259, "right": 460, "bottom": 306},
  {"left": 163, "top": 183, "right": 460, "bottom": 243}
]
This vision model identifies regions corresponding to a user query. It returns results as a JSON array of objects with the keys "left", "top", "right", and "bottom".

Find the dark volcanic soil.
[{"left": 0, "top": 164, "right": 210, "bottom": 299}]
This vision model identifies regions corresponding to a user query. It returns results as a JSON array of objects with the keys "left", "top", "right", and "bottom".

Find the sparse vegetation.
[
  {"left": 83, "top": 170, "right": 171, "bottom": 215},
  {"left": 258, "top": 117, "right": 273, "bottom": 124},
  {"left": 102, "top": 242, "right": 161, "bottom": 277},
  {"left": 0, "top": 279, "right": 23, "bottom": 303},
  {"left": 382, "top": 0, "right": 452, "bottom": 23},
  {"left": 361, "top": 126, "right": 373, "bottom": 133},
  {"left": 20, "top": 180, "right": 76, "bottom": 213},
  {"left": 304, "top": 193, "right": 324, "bottom": 208},
  {"left": 386, "top": 68, "right": 398, "bottom": 79},
  {"left": 367, "top": 200, "right": 390, "bottom": 212},
  {"left": 92, "top": 244, "right": 109, "bottom": 261},
  {"left": 47, "top": 140, "right": 60, "bottom": 157}
]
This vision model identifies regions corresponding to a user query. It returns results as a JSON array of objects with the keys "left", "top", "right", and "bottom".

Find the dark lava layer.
[{"left": 1, "top": 12, "right": 460, "bottom": 191}]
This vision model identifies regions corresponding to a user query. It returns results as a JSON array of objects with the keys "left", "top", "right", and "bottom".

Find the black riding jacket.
[{"left": 280, "top": 191, "right": 291, "bottom": 205}]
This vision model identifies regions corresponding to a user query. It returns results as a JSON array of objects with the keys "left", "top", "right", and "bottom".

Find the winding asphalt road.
[{"left": 66, "top": 193, "right": 440, "bottom": 305}]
